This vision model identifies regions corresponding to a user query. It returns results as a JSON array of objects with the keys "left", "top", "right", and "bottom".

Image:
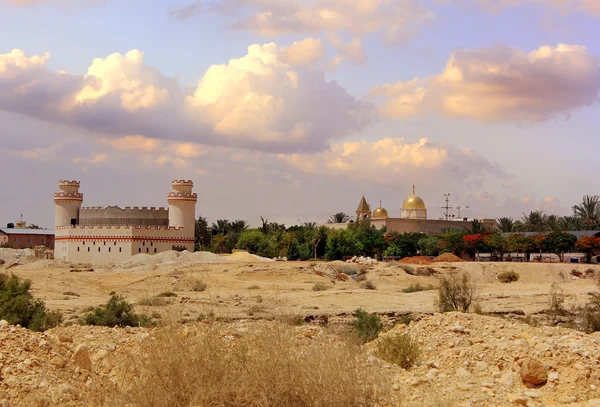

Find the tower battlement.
[
  {"left": 56, "top": 224, "right": 183, "bottom": 231},
  {"left": 54, "top": 192, "right": 83, "bottom": 200},
  {"left": 81, "top": 206, "right": 168, "bottom": 212}
]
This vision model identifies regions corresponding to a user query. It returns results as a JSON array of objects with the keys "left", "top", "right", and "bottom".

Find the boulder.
[
  {"left": 72, "top": 344, "right": 92, "bottom": 371},
  {"left": 520, "top": 357, "right": 548, "bottom": 386}
]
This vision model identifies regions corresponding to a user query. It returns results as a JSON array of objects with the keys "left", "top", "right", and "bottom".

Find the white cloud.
[
  {"left": 370, "top": 43, "right": 600, "bottom": 123},
  {"left": 440, "top": 0, "right": 600, "bottom": 16},
  {"left": 0, "top": 45, "right": 373, "bottom": 153},
  {"left": 172, "top": 0, "right": 435, "bottom": 49}
]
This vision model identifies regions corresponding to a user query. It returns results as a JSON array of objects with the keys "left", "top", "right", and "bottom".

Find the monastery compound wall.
[{"left": 54, "top": 180, "right": 196, "bottom": 265}]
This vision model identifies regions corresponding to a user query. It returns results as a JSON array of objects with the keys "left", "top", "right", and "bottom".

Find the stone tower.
[
  {"left": 54, "top": 180, "right": 83, "bottom": 227},
  {"left": 355, "top": 195, "right": 371, "bottom": 221},
  {"left": 167, "top": 180, "right": 197, "bottom": 233}
]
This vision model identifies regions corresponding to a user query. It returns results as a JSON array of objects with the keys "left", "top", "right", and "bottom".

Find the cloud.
[
  {"left": 277, "top": 137, "right": 507, "bottom": 187},
  {"left": 172, "top": 0, "right": 435, "bottom": 47},
  {"left": 0, "top": 45, "right": 374, "bottom": 153},
  {"left": 440, "top": 0, "right": 600, "bottom": 16},
  {"left": 327, "top": 33, "right": 367, "bottom": 67},
  {"left": 370, "top": 43, "right": 600, "bottom": 123}
]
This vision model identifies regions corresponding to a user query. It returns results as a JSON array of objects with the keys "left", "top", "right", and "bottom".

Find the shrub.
[
  {"left": 312, "top": 283, "right": 328, "bottom": 292},
  {"left": 355, "top": 273, "right": 367, "bottom": 282},
  {"left": 436, "top": 273, "right": 477, "bottom": 313},
  {"left": 138, "top": 297, "right": 169, "bottom": 306},
  {"left": 117, "top": 323, "right": 386, "bottom": 407},
  {"left": 191, "top": 279, "right": 207, "bottom": 292},
  {"left": 398, "top": 264, "right": 415, "bottom": 275},
  {"left": 402, "top": 284, "right": 435, "bottom": 293},
  {"left": 360, "top": 280, "right": 376, "bottom": 290},
  {"left": 247, "top": 285, "right": 261, "bottom": 290},
  {"left": 353, "top": 308, "right": 383, "bottom": 343},
  {"left": 156, "top": 292, "right": 177, "bottom": 298},
  {"left": 82, "top": 295, "right": 152, "bottom": 327},
  {"left": 375, "top": 333, "right": 421, "bottom": 369},
  {"left": 582, "top": 292, "right": 600, "bottom": 333},
  {"left": 62, "top": 291, "right": 80, "bottom": 297},
  {"left": 0, "top": 272, "right": 62, "bottom": 331},
  {"left": 548, "top": 283, "right": 566, "bottom": 323},
  {"left": 333, "top": 264, "right": 360, "bottom": 276},
  {"left": 497, "top": 271, "right": 519, "bottom": 283}
]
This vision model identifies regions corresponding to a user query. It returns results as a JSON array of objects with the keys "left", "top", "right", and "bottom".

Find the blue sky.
[{"left": 1, "top": 0, "right": 599, "bottom": 228}]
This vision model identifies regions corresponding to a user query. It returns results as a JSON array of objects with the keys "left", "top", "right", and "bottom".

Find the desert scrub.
[
  {"left": 62, "top": 291, "right": 80, "bottom": 297},
  {"left": 0, "top": 272, "right": 62, "bottom": 331},
  {"left": 375, "top": 333, "right": 421, "bottom": 369},
  {"left": 360, "top": 280, "right": 376, "bottom": 290},
  {"left": 191, "top": 279, "right": 207, "bottom": 292},
  {"left": 333, "top": 264, "right": 361, "bottom": 276},
  {"left": 115, "top": 323, "right": 386, "bottom": 407},
  {"left": 138, "top": 297, "right": 169, "bottom": 306},
  {"left": 402, "top": 284, "right": 435, "bottom": 293},
  {"left": 436, "top": 273, "right": 478, "bottom": 313},
  {"left": 82, "top": 295, "right": 153, "bottom": 327},
  {"left": 353, "top": 308, "right": 383, "bottom": 343},
  {"left": 247, "top": 285, "right": 261, "bottom": 290},
  {"left": 156, "top": 291, "right": 177, "bottom": 298},
  {"left": 312, "top": 283, "right": 328, "bottom": 291},
  {"left": 497, "top": 271, "right": 519, "bottom": 283}
]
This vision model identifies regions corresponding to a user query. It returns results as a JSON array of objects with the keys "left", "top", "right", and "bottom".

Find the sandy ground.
[{"left": 7, "top": 257, "right": 600, "bottom": 322}]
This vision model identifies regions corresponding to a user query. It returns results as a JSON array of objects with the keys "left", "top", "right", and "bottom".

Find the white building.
[{"left": 54, "top": 180, "right": 197, "bottom": 264}]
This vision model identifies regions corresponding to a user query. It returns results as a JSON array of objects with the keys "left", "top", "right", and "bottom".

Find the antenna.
[
  {"left": 442, "top": 194, "right": 453, "bottom": 221},
  {"left": 456, "top": 205, "right": 470, "bottom": 218}
]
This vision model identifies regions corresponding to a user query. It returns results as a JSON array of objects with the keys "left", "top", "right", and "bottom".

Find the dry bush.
[
  {"left": 355, "top": 273, "right": 367, "bottom": 282},
  {"left": 497, "top": 271, "right": 519, "bottom": 283},
  {"left": 375, "top": 333, "right": 421, "bottom": 369},
  {"left": 401, "top": 284, "right": 435, "bottom": 293},
  {"left": 247, "top": 285, "right": 261, "bottom": 290},
  {"left": 333, "top": 263, "right": 361, "bottom": 276},
  {"left": 397, "top": 264, "right": 415, "bottom": 274},
  {"left": 360, "top": 280, "right": 376, "bottom": 290},
  {"left": 312, "top": 283, "right": 328, "bottom": 291},
  {"left": 138, "top": 297, "right": 169, "bottom": 307},
  {"left": 436, "top": 273, "right": 477, "bottom": 313},
  {"left": 191, "top": 279, "right": 207, "bottom": 292},
  {"left": 156, "top": 292, "right": 177, "bottom": 298},
  {"left": 549, "top": 283, "right": 567, "bottom": 323},
  {"left": 116, "top": 323, "right": 386, "bottom": 407},
  {"left": 354, "top": 308, "right": 383, "bottom": 343}
]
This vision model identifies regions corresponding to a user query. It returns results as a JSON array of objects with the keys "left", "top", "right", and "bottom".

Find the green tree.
[
  {"left": 325, "top": 229, "right": 359, "bottom": 261},
  {"left": 544, "top": 232, "right": 577, "bottom": 262},
  {"left": 484, "top": 233, "right": 508, "bottom": 261},
  {"left": 194, "top": 216, "right": 211, "bottom": 251},
  {"left": 211, "top": 220, "right": 231, "bottom": 235},
  {"left": 521, "top": 211, "right": 548, "bottom": 232},
  {"left": 229, "top": 220, "right": 249, "bottom": 234},
  {"left": 439, "top": 231, "right": 466, "bottom": 255},
  {"left": 417, "top": 236, "right": 440, "bottom": 257},
  {"left": 496, "top": 217, "right": 516, "bottom": 233},
  {"left": 573, "top": 195, "right": 600, "bottom": 230},
  {"left": 464, "top": 219, "right": 489, "bottom": 235},
  {"left": 328, "top": 212, "right": 350, "bottom": 223},
  {"left": 575, "top": 236, "right": 600, "bottom": 263},
  {"left": 383, "top": 232, "right": 422, "bottom": 258}
]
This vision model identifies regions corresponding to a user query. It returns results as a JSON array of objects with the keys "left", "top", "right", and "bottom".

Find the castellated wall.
[
  {"left": 79, "top": 206, "right": 169, "bottom": 227},
  {"left": 55, "top": 224, "right": 194, "bottom": 265}
]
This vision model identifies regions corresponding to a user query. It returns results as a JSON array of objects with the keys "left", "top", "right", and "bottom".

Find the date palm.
[
  {"left": 328, "top": 212, "right": 350, "bottom": 224},
  {"left": 572, "top": 195, "right": 600, "bottom": 229},
  {"left": 496, "top": 217, "right": 516, "bottom": 233},
  {"left": 521, "top": 210, "right": 548, "bottom": 232}
]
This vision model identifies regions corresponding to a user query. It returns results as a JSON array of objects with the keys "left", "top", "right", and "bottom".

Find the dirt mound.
[
  {"left": 399, "top": 256, "right": 433, "bottom": 265},
  {"left": 433, "top": 253, "right": 464, "bottom": 262},
  {"left": 373, "top": 312, "right": 600, "bottom": 406},
  {"left": 227, "top": 251, "right": 274, "bottom": 263}
]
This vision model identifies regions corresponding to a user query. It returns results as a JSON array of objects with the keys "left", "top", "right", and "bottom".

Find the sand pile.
[
  {"left": 374, "top": 312, "right": 600, "bottom": 406},
  {"left": 399, "top": 256, "right": 433, "bottom": 265},
  {"left": 227, "top": 251, "right": 274, "bottom": 263},
  {"left": 433, "top": 253, "right": 464, "bottom": 262},
  {"left": 0, "top": 248, "right": 36, "bottom": 267}
]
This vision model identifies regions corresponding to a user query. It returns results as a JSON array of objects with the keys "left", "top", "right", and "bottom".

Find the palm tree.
[
  {"left": 211, "top": 219, "right": 231, "bottom": 235},
  {"left": 558, "top": 216, "right": 582, "bottom": 231},
  {"left": 496, "top": 217, "right": 516, "bottom": 233},
  {"left": 328, "top": 212, "right": 350, "bottom": 223},
  {"left": 229, "top": 220, "right": 248, "bottom": 234},
  {"left": 573, "top": 195, "right": 600, "bottom": 229},
  {"left": 546, "top": 214, "right": 562, "bottom": 232},
  {"left": 521, "top": 210, "right": 548, "bottom": 232},
  {"left": 464, "top": 219, "right": 489, "bottom": 234}
]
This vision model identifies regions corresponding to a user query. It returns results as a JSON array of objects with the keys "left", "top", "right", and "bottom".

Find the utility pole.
[
  {"left": 442, "top": 194, "right": 453, "bottom": 221},
  {"left": 456, "top": 205, "right": 469, "bottom": 219}
]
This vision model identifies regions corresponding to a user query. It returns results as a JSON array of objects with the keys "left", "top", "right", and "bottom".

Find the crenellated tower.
[
  {"left": 54, "top": 180, "right": 83, "bottom": 227},
  {"left": 167, "top": 180, "right": 197, "bottom": 234}
]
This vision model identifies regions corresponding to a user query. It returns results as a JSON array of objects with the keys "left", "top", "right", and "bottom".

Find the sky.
[{"left": 1, "top": 0, "right": 599, "bottom": 228}]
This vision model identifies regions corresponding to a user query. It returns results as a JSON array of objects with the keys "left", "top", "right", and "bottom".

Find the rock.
[
  {"left": 0, "top": 320, "right": 8, "bottom": 329},
  {"left": 58, "top": 334, "right": 73, "bottom": 343},
  {"left": 72, "top": 345, "right": 92, "bottom": 371},
  {"left": 561, "top": 396, "right": 577, "bottom": 403},
  {"left": 548, "top": 372, "right": 559, "bottom": 382},
  {"left": 520, "top": 357, "right": 548, "bottom": 386},
  {"left": 506, "top": 393, "right": 528, "bottom": 405},
  {"left": 476, "top": 361, "right": 489, "bottom": 372}
]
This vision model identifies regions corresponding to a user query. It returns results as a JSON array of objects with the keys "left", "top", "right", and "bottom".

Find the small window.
[
  {"left": 41, "top": 238, "right": 45, "bottom": 244},
  {"left": 138, "top": 248, "right": 141, "bottom": 253},
  {"left": 154, "top": 248, "right": 157, "bottom": 253},
  {"left": 98, "top": 247, "right": 100, "bottom": 252},
  {"left": 77, "top": 247, "right": 80, "bottom": 252},
  {"left": 28, "top": 238, "right": 31, "bottom": 243},
  {"left": 88, "top": 247, "right": 90, "bottom": 252},
  {"left": 143, "top": 242, "right": 145, "bottom": 246},
  {"left": 114, "top": 242, "right": 117, "bottom": 246},
  {"left": 109, "top": 247, "right": 111, "bottom": 253},
  {"left": 151, "top": 242, "right": 153, "bottom": 247},
  {"left": 83, "top": 241, "right": 85, "bottom": 245},
  {"left": 104, "top": 242, "right": 106, "bottom": 246},
  {"left": 93, "top": 241, "right": 96, "bottom": 246},
  {"left": 119, "top": 248, "right": 122, "bottom": 253},
  {"left": 146, "top": 248, "right": 149, "bottom": 253}
]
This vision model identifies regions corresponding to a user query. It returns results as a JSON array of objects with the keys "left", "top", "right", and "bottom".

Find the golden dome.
[
  {"left": 373, "top": 206, "right": 388, "bottom": 219},
  {"left": 402, "top": 195, "right": 426, "bottom": 210}
]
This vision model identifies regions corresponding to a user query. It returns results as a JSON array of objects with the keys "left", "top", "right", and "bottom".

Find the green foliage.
[
  {"left": 286, "top": 240, "right": 301, "bottom": 261},
  {"left": 438, "top": 231, "right": 466, "bottom": 255},
  {"left": 497, "top": 271, "right": 519, "bottom": 283},
  {"left": 485, "top": 233, "right": 508, "bottom": 260},
  {"left": 353, "top": 309, "right": 383, "bottom": 343},
  {"left": 236, "top": 230, "right": 278, "bottom": 258},
  {"left": 402, "top": 284, "right": 435, "bottom": 293},
  {"left": 383, "top": 232, "right": 422, "bottom": 258},
  {"left": 582, "top": 292, "right": 600, "bottom": 333},
  {"left": 436, "top": 273, "right": 477, "bottom": 313},
  {"left": 83, "top": 295, "right": 152, "bottom": 327},
  {"left": 418, "top": 236, "right": 441, "bottom": 257},
  {"left": 325, "top": 229, "right": 359, "bottom": 260},
  {"left": 375, "top": 334, "right": 421, "bottom": 369},
  {"left": 0, "top": 273, "right": 62, "bottom": 331},
  {"left": 194, "top": 216, "right": 211, "bottom": 251},
  {"left": 544, "top": 232, "right": 577, "bottom": 262}
]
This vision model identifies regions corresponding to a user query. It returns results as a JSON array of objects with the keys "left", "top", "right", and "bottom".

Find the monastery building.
[{"left": 54, "top": 180, "right": 197, "bottom": 264}]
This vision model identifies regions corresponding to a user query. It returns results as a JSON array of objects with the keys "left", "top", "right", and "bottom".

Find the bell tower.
[{"left": 355, "top": 195, "right": 371, "bottom": 221}]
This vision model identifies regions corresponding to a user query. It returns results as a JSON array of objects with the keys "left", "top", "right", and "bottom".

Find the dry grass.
[
  {"left": 360, "top": 280, "right": 377, "bottom": 290},
  {"left": 113, "top": 322, "right": 386, "bottom": 407},
  {"left": 191, "top": 279, "right": 207, "bottom": 292},
  {"left": 497, "top": 271, "right": 519, "bottom": 283},
  {"left": 312, "top": 283, "right": 328, "bottom": 291},
  {"left": 375, "top": 333, "right": 421, "bottom": 369}
]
